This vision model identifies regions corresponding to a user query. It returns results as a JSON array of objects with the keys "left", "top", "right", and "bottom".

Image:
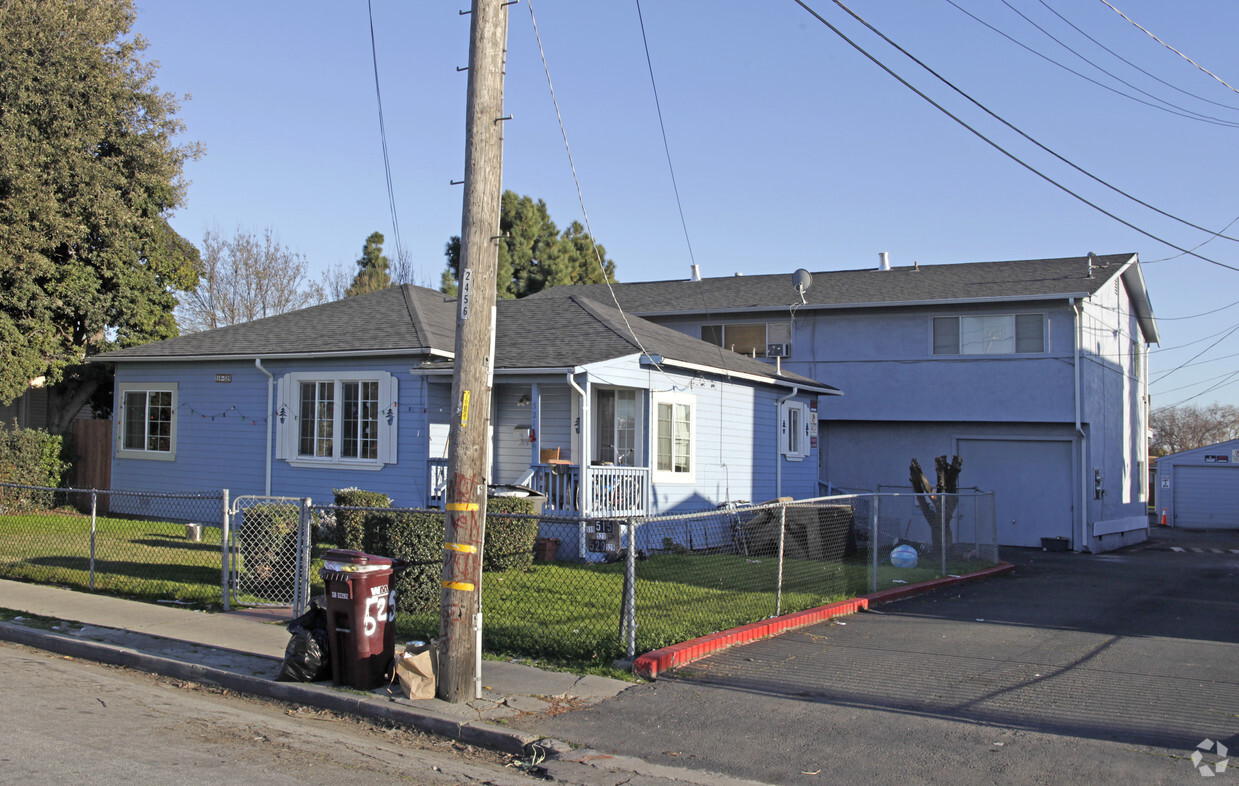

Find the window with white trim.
[
  {"left": 701, "top": 321, "right": 791, "bottom": 357},
  {"left": 116, "top": 383, "right": 177, "bottom": 461},
  {"left": 932, "top": 314, "right": 1045, "bottom": 355},
  {"left": 277, "top": 372, "right": 398, "bottom": 468},
  {"left": 652, "top": 392, "right": 694, "bottom": 483},
  {"left": 780, "top": 400, "right": 810, "bottom": 461}
]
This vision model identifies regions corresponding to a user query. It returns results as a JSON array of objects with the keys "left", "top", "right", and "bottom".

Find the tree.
[
  {"left": 345, "top": 231, "right": 392, "bottom": 297},
  {"left": 440, "top": 191, "right": 616, "bottom": 298},
  {"left": 1150, "top": 403, "right": 1239, "bottom": 456},
  {"left": 177, "top": 226, "right": 324, "bottom": 333},
  {"left": 0, "top": 0, "right": 201, "bottom": 433}
]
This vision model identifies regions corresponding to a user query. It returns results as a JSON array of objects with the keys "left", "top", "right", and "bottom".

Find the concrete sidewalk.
[{"left": 0, "top": 579, "right": 767, "bottom": 785}]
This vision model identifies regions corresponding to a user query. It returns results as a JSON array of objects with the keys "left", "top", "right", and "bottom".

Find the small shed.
[{"left": 1154, "top": 439, "right": 1239, "bottom": 529}]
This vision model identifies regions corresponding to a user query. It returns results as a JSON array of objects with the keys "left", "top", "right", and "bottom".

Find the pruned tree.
[
  {"left": 440, "top": 191, "right": 616, "bottom": 298},
  {"left": 909, "top": 455, "right": 963, "bottom": 555},
  {"left": 0, "top": 0, "right": 202, "bottom": 433},
  {"left": 177, "top": 226, "right": 324, "bottom": 333},
  {"left": 345, "top": 231, "right": 392, "bottom": 297},
  {"left": 1150, "top": 403, "right": 1239, "bottom": 456}
]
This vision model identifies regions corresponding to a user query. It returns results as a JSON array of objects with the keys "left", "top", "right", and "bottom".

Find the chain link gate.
[{"left": 225, "top": 495, "right": 312, "bottom": 616}]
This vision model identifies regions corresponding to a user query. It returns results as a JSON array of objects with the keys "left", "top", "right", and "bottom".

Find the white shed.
[{"left": 1154, "top": 439, "right": 1239, "bottom": 529}]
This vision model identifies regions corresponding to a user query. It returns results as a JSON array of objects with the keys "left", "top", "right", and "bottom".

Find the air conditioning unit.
[{"left": 766, "top": 343, "right": 789, "bottom": 358}]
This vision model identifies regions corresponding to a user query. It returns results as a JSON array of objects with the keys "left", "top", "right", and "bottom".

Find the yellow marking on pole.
[
  {"left": 461, "top": 390, "right": 471, "bottom": 426},
  {"left": 442, "top": 580, "right": 475, "bottom": 592},
  {"left": 446, "top": 502, "right": 479, "bottom": 512},
  {"left": 444, "top": 542, "right": 477, "bottom": 554}
]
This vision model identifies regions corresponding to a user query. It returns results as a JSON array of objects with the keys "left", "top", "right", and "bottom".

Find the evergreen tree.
[
  {"left": 345, "top": 231, "right": 392, "bottom": 297},
  {"left": 0, "top": 0, "right": 202, "bottom": 432}
]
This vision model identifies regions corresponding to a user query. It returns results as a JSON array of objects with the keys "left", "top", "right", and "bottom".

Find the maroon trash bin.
[{"left": 319, "top": 549, "right": 403, "bottom": 690}]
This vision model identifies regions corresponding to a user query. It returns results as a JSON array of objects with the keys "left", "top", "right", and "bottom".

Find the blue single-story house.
[{"left": 94, "top": 285, "right": 839, "bottom": 529}]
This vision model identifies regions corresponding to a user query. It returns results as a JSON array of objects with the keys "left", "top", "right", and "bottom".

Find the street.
[
  {"left": 0, "top": 642, "right": 533, "bottom": 785},
  {"left": 512, "top": 529, "right": 1239, "bottom": 784}
]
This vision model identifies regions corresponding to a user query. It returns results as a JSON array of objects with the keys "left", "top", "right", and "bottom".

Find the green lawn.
[{"left": 0, "top": 509, "right": 225, "bottom": 607}]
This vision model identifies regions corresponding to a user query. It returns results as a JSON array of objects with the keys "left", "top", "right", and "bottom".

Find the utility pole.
[{"left": 438, "top": 0, "right": 507, "bottom": 704}]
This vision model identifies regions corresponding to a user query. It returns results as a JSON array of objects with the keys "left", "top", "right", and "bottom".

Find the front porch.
[{"left": 428, "top": 457, "right": 648, "bottom": 518}]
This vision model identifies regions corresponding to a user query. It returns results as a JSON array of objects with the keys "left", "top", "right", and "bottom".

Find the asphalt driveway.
[{"left": 514, "top": 528, "right": 1239, "bottom": 784}]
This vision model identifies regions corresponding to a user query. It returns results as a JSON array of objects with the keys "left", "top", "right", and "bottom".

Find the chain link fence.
[
  {"left": 1, "top": 482, "right": 998, "bottom": 665},
  {"left": 0, "top": 483, "right": 225, "bottom": 606}
]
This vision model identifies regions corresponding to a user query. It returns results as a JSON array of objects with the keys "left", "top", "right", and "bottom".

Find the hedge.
[
  {"left": 332, "top": 487, "right": 391, "bottom": 551},
  {"left": 0, "top": 422, "right": 68, "bottom": 510}
]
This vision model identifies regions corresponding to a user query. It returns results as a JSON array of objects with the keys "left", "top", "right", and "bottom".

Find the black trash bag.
[{"left": 276, "top": 600, "right": 331, "bottom": 682}]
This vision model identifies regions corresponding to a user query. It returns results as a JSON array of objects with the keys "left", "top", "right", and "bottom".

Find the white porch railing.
[{"left": 429, "top": 457, "right": 649, "bottom": 516}]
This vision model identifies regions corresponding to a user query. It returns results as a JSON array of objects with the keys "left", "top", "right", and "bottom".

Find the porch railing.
[
  {"left": 428, "top": 457, "right": 448, "bottom": 507},
  {"left": 527, "top": 463, "right": 649, "bottom": 517}
]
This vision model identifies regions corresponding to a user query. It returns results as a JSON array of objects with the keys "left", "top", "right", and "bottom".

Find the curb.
[
  {"left": 633, "top": 560, "right": 1015, "bottom": 679},
  {"left": 0, "top": 621, "right": 539, "bottom": 756}
]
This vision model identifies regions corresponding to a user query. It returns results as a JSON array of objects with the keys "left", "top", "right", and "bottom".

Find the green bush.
[
  {"left": 483, "top": 497, "right": 539, "bottom": 573},
  {"left": 0, "top": 422, "right": 68, "bottom": 510},
  {"left": 238, "top": 502, "right": 299, "bottom": 595},
  {"left": 331, "top": 487, "right": 390, "bottom": 550},
  {"left": 365, "top": 509, "right": 444, "bottom": 613}
]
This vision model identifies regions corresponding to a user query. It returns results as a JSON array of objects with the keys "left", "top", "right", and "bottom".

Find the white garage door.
[
  {"left": 958, "top": 439, "right": 1074, "bottom": 548},
  {"left": 1173, "top": 466, "right": 1239, "bottom": 529}
]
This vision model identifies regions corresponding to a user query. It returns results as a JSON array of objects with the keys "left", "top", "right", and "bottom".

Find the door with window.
[{"left": 595, "top": 389, "right": 638, "bottom": 466}]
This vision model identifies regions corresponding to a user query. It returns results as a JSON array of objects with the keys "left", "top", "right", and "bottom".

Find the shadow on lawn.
[{"left": 24, "top": 556, "right": 221, "bottom": 586}]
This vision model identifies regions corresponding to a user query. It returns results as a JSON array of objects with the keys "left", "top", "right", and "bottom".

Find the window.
[
  {"left": 780, "top": 400, "right": 810, "bottom": 460},
  {"left": 652, "top": 392, "right": 694, "bottom": 483},
  {"left": 932, "top": 314, "right": 1045, "bottom": 355},
  {"left": 702, "top": 322, "right": 791, "bottom": 357},
  {"left": 116, "top": 383, "right": 177, "bottom": 461},
  {"left": 278, "top": 372, "right": 397, "bottom": 468},
  {"left": 595, "top": 388, "right": 638, "bottom": 465}
]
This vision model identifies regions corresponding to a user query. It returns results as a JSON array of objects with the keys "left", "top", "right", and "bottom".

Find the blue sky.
[{"left": 133, "top": 1, "right": 1239, "bottom": 410}]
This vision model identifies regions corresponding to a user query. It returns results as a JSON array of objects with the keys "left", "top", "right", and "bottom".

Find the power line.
[
  {"left": 367, "top": 0, "right": 404, "bottom": 262},
  {"left": 1097, "top": 0, "right": 1239, "bottom": 96},
  {"left": 1037, "top": 0, "right": 1239, "bottom": 113},
  {"left": 793, "top": 0, "right": 1239, "bottom": 273},
  {"left": 978, "top": 0, "right": 1239, "bottom": 127},
  {"left": 1150, "top": 322, "right": 1239, "bottom": 384}
]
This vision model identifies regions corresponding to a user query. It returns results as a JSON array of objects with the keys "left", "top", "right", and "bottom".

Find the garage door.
[
  {"left": 958, "top": 439, "right": 1074, "bottom": 548},
  {"left": 1173, "top": 466, "right": 1239, "bottom": 529}
]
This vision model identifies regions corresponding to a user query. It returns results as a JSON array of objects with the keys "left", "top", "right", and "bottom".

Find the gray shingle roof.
[
  {"left": 95, "top": 285, "right": 837, "bottom": 392},
  {"left": 524, "top": 254, "right": 1138, "bottom": 314}
]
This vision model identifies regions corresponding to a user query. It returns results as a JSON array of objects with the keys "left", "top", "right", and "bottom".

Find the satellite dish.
[{"left": 792, "top": 269, "right": 812, "bottom": 304}]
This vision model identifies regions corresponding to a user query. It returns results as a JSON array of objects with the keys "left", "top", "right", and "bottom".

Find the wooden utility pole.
[{"left": 438, "top": 0, "right": 507, "bottom": 704}]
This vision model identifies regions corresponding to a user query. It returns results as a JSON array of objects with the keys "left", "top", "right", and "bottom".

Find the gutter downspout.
[
  {"left": 1072, "top": 300, "right": 1088, "bottom": 552},
  {"left": 775, "top": 386, "right": 800, "bottom": 499},
  {"left": 566, "top": 371, "right": 588, "bottom": 513},
  {"left": 255, "top": 358, "right": 273, "bottom": 496}
]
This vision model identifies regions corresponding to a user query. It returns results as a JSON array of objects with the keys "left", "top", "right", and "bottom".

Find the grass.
[
  {"left": 0, "top": 508, "right": 226, "bottom": 608},
  {"left": 1, "top": 505, "right": 995, "bottom": 670}
]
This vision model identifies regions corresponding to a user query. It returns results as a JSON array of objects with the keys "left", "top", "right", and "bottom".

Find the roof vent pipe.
[
  {"left": 690, "top": 264, "right": 701, "bottom": 281},
  {"left": 879, "top": 252, "right": 891, "bottom": 271}
]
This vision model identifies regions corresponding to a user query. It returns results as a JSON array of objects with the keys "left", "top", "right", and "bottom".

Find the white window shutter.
[
  {"left": 382, "top": 373, "right": 399, "bottom": 464},
  {"left": 275, "top": 376, "right": 294, "bottom": 461}
]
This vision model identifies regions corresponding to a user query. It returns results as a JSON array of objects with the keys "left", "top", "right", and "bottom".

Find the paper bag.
[{"left": 395, "top": 641, "right": 437, "bottom": 700}]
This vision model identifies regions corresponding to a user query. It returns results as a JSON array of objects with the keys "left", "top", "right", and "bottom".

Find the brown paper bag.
[{"left": 395, "top": 641, "right": 437, "bottom": 700}]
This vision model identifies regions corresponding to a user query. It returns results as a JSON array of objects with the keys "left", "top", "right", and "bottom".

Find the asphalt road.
[
  {"left": 513, "top": 528, "right": 1239, "bottom": 784},
  {"left": 0, "top": 642, "right": 534, "bottom": 785}
]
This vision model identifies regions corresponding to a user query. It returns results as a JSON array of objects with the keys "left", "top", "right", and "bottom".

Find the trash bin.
[{"left": 319, "top": 549, "right": 404, "bottom": 690}]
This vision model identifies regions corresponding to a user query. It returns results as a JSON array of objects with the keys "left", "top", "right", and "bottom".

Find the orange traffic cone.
[{"left": 1160, "top": 507, "right": 1168, "bottom": 526}]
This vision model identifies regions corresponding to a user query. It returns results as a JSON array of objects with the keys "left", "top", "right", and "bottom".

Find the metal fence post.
[
  {"left": 221, "top": 488, "right": 231, "bottom": 611},
  {"left": 624, "top": 518, "right": 637, "bottom": 659},
  {"left": 870, "top": 494, "right": 879, "bottom": 594},
  {"left": 295, "top": 497, "right": 312, "bottom": 618},
  {"left": 89, "top": 491, "right": 97, "bottom": 591},
  {"left": 941, "top": 495, "right": 948, "bottom": 578},
  {"left": 775, "top": 504, "right": 787, "bottom": 617}
]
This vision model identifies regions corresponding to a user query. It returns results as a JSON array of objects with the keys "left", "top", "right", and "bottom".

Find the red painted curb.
[{"left": 632, "top": 561, "right": 1015, "bottom": 680}]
